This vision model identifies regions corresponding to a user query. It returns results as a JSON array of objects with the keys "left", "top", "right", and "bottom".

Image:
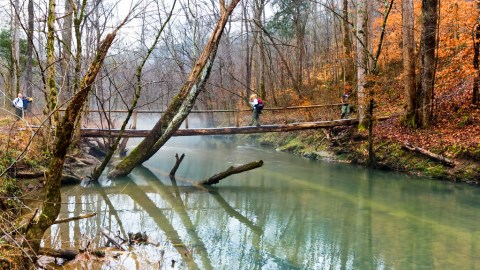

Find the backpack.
[{"left": 255, "top": 98, "right": 264, "bottom": 113}]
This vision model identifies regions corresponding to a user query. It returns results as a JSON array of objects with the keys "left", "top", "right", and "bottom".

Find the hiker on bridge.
[
  {"left": 249, "top": 94, "right": 263, "bottom": 127},
  {"left": 341, "top": 86, "right": 351, "bottom": 119}
]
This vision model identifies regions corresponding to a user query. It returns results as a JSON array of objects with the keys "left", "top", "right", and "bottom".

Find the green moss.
[
  {"left": 425, "top": 165, "right": 448, "bottom": 178},
  {"left": 457, "top": 114, "right": 473, "bottom": 127},
  {"left": 0, "top": 177, "right": 22, "bottom": 216},
  {"left": 401, "top": 114, "right": 417, "bottom": 128},
  {"left": 277, "top": 138, "right": 305, "bottom": 153}
]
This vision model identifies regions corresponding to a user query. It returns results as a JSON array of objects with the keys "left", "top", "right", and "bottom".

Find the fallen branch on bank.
[
  {"left": 170, "top": 153, "right": 185, "bottom": 176},
  {"left": 39, "top": 248, "right": 79, "bottom": 260},
  {"left": 198, "top": 160, "right": 264, "bottom": 185},
  {"left": 14, "top": 170, "right": 44, "bottom": 178},
  {"left": 53, "top": 212, "right": 96, "bottom": 224},
  {"left": 402, "top": 143, "right": 455, "bottom": 167}
]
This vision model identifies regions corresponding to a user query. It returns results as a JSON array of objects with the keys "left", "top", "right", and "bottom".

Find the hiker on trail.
[
  {"left": 22, "top": 95, "right": 33, "bottom": 115},
  {"left": 12, "top": 93, "right": 33, "bottom": 119},
  {"left": 249, "top": 94, "right": 263, "bottom": 126},
  {"left": 340, "top": 87, "right": 350, "bottom": 119},
  {"left": 12, "top": 93, "right": 24, "bottom": 119}
]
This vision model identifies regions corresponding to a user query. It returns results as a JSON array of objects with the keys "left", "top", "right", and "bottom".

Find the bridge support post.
[
  {"left": 235, "top": 108, "right": 239, "bottom": 127},
  {"left": 185, "top": 116, "right": 189, "bottom": 129},
  {"left": 133, "top": 110, "right": 137, "bottom": 129}
]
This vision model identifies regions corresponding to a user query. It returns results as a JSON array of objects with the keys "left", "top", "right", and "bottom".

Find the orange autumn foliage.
[{"left": 369, "top": 0, "right": 480, "bottom": 154}]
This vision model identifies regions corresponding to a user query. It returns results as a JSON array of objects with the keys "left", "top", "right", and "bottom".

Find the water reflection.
[{"left": 50, "top": 137, "right": 480, "bottom": 269}]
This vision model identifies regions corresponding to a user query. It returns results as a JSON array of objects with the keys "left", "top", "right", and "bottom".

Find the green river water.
[{"left": 50, "top": 136, "right": 480, "bottom": 269}]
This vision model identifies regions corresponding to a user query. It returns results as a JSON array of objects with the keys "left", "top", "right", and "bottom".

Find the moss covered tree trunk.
[
  {"left": 25, "top": 31, "right": 118, "bottom": 254},
  {"left": 108, "top": 0, "right": 240, "bottom": 178},
  {"left": 46, "top": 0, "right": 59, "bottom": 126}
]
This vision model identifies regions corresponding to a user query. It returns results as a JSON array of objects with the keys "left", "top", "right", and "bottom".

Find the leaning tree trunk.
[
  {"left": 25, "top": 30, "right": 118, "bottom": 254},
  {"left": 417, "top": 0, "right": 438, "bottom": 128},
  {"left": 402, "top": 0, "right": 417, "bottom": 125},
  {"left": 108, "top": 0, "right": 240, "bottom": 178}
]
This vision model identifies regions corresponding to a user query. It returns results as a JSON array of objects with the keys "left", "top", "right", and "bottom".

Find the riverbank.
[{"left": 244, "top": 119, "right": 480, "bottom": 184}]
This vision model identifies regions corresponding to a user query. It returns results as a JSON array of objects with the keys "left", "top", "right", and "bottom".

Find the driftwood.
[
  {"left": 100, "top": 227, "right": 126, "bottom": 251},
  {"left": 199, "top": 160, "right": 264, "bottom": 185},
  {"left": 39, "top": 248, "right": 79, "bottom": 260},
  {"left": 53, "top": 212, "right": 96, "bottom": 224},
  {"left": 170, "top": 153, "right": 185, "bottom": 176},
  {"left": 402, "top": 143, "right": 455, "bottom": 167}
]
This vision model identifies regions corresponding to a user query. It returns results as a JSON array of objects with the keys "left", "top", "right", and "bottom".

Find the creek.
[{"left": 48, "top": 135, "right": 480, "bottom": 269}]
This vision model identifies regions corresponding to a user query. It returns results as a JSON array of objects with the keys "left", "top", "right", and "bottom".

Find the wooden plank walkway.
[{"left": 80, "top": 118, "right": 362, "bottom": 138}]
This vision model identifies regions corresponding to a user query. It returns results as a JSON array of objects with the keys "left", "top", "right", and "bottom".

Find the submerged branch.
[
  {"left": 198, "top": 160, "right": 264, "bottom": 185},
  {"left": 170, "top": 153, "right": 185, "bottom": 176},
  {"left": 53, "top": 212, "right": 96, "bottom": 224}
]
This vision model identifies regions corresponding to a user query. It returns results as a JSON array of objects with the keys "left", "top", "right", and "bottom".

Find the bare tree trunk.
[
  {"left": 294, "top": 5, "right": 308, "bottom": 96},
  {"left": 417, "top": 0, "right": 438, "bottom": 128},
  {"left": 242, "top": 1, "right": 251, "bottom": 98},
  {"left": 25, "top": 29, "right": 119, "bottom": 254},
  {"left": 108, "top": 0, "right": 240, "bottom": 178},
  {"left": 342, "top": 0, "right": 353, "bottom": 82},
  {"left": 255, "top": 22, "right": 297, "bottom": 94},
  {"left": 62, "top": 0, "right": 73, "bottom": 94},
  {"left": 252, "top": 0, "right": 267, "bottom": 98},
  {"left": 403, "top": 0, "right": 417, "bottom": 124},
  {"left": 356, "top": 0, "right": 368, "bottom": 127},
  {"left": 11, "top": 0, "right": 20, "bottom": 95},
  {"left": 25, "top": 0, "right": 34, "bottom": 97},
  {"left": 474, "top": 0, "right": 480, "bottom": 105}
]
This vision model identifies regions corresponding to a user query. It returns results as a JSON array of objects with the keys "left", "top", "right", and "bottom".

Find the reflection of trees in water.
[
  {"left": 121, "top": 178, "right": 199, "bottom": 270},
  {"left": 134, "top": 168, "right": 212, "bottom": 270},
  {"left": 53, "top": 163, "right": 480, "bottom": 269}
]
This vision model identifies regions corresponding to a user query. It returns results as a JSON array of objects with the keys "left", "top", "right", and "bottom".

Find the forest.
[{"left": 0, "top": 0, "right": 479, "bottom": 268}]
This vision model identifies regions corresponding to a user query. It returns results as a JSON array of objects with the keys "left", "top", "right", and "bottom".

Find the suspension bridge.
[{"left": 56, "top": 103, "right": 387, "bottom": 138}]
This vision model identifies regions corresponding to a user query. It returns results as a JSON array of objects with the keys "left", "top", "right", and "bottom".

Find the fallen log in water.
[
  {"left": 402, "top": 143, "right": 455, "bottom": 167},
  {"left": 198, "top": 160, "right": 264, "bottom": 185},
  {"left": 100, "top": 227, "right": 126, "bottom": 251}
]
